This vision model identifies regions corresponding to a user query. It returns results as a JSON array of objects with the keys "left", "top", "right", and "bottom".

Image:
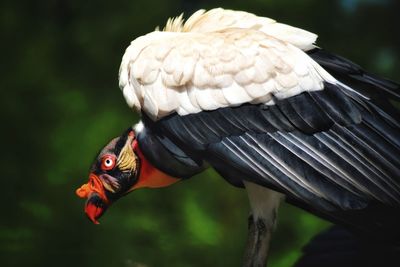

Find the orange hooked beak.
[{"left": 76, "top": 174, "right": 110, "bottom": 224}]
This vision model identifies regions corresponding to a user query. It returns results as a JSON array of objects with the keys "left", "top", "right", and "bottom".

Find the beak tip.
[
  {"left": 88, "top": 216, "right": 100, "bottom": 225},
  {"left": 86, "top": 212, "right": 102, "bottom": 225}
]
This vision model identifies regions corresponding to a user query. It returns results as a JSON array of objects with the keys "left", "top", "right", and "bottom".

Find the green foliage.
[{"left": 1, "top": 0, "right": 399, "bottom": 266}]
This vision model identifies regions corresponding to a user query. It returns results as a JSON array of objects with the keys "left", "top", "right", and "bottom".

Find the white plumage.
[{"left": 119, "top": 8, "right": 337, "bottom": 120}]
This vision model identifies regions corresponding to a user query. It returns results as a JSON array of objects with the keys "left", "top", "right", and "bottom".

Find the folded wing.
[{"left": 143, "top": 51, "right": 400, "bottom": 239}]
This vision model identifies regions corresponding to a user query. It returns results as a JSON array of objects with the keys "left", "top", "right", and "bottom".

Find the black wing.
[{"left": 143, "top": 49, "right": 400, "bottom": 242}]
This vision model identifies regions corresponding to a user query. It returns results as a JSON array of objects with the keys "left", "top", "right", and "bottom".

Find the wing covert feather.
[{"left": 120, "top": 28, "right": 336, "bottom": 119}]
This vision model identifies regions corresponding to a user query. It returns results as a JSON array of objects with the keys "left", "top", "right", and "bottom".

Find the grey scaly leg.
[{"left": 242, "top": 181, "right": 283, "bottom": 267}]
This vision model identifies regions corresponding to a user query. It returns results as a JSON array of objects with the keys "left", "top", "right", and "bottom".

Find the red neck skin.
[{"left": 129, "top": 140, "right": 180, "bottom": 191}]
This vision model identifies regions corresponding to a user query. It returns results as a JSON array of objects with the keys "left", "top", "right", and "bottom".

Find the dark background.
[{"left": 1, "top": 0, "right": 399, "bottom": 266}]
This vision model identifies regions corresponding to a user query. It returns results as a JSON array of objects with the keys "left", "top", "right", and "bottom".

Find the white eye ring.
[{"left": 104, "top": 158, "right": 114, "bottom": 167}]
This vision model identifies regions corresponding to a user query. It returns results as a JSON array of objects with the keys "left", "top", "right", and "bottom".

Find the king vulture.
[{"left": 76, "top": 8, "right": 400, "bottom": 266}]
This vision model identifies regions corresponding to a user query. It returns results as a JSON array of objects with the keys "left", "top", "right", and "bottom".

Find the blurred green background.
[{"left": 1, "top": 0, "right": 399, "bottom": 266}]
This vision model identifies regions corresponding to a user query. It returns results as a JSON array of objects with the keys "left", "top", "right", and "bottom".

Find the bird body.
[{"left": 77, "top": 8, "right": 400, "bottom": 266}]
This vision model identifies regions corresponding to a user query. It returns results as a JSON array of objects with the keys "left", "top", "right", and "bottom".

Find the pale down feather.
[{"left": 119, "top": 8, "right": 338, "bottom": 120}]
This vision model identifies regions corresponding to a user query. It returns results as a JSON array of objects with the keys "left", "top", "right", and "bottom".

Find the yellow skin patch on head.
[{"left": 116, "top": 134, "right": 137, "bottom": 173}]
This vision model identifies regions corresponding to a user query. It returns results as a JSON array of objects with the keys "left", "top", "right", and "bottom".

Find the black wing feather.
[
  {"left": 308, "top": 48, "right": 400, "bottom": 100},
  {"left": 308, "top": 48, "right": 400, "bottom": 126}
]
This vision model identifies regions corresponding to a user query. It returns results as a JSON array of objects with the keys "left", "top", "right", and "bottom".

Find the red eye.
[{"left": 101, "top": 155, "right": 116, "bottom": 171}]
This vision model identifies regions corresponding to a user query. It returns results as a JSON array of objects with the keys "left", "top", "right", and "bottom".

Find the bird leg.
[
  {"left": 242, "top": 181, "right": 283, "bottom": 267},
  {"left": 243, "top": 214, "right": 271, "bottom": 267}
]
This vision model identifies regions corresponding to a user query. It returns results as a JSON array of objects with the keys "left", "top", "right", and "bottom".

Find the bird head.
[{"left": 76, "top": 127, "right": 179, "bottom": 224}]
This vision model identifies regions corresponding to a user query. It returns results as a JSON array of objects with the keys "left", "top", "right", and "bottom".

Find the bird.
[{"left": 76, "top": 8, "right": 400, "bottom": 267}]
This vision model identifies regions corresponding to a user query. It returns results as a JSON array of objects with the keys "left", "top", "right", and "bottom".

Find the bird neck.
[
  {"left": 129, "top": 139, "right": 181, "bottom": 191},
  {"left": 135, "top": 118, "right": 206, "bottom": 179}
]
